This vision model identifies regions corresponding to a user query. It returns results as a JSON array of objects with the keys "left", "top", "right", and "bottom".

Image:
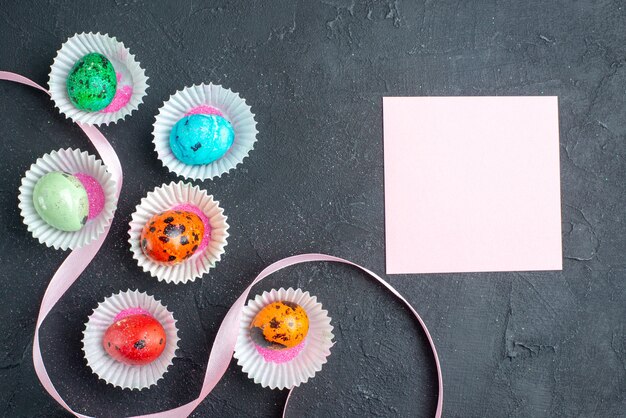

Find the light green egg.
[{"left": 33, "top": 172, "right": 88, "bottom": 232}]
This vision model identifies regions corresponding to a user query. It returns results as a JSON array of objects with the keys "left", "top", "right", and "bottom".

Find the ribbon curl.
[
  {"left": 1, "top": 70, "right": 123, "bottom": 418},
  {"left": 1, "top": 72, "right": 442, "bottom": 418}
]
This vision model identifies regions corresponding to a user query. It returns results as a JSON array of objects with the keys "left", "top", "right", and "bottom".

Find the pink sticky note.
[{"left": 383, "top": 96, "right": 562, "bottom": 274}]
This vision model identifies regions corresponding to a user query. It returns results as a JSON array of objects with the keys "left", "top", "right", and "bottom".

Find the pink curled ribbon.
[
  {"left": 0, "top": 70, "right": 124, "bottom": 417},
  {"left": 1, "top": 72, "right": 443, "bottom": 418}
]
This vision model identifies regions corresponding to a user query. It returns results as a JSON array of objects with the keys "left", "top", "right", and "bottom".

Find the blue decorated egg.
[{"left": 169, "top": 114, "right": 235, "bottom": 165}]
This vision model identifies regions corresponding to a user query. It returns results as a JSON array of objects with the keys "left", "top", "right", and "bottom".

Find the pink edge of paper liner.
[
  {"left": 184, "top": 105, "right": 237, "bottom": 159},
  {"left": 100, "top": 85, "right": 132, "bottom": 113},
  {"left": 185, "top": 105, "right": 223, "bottom": 117},
  {"left": 113, "top": 307, "right": 152, "bottom": 323},
  {"left": 172, "top": 203, "right": 212, "bottom": 255},
  {"left": 100, "top": 74, "right": 132, "bottom": 114},
  {"left": 74, "top": 172, "right": 105, "bottom": 220},
  {"left": 254, "top": 339, "right": 306, "bottom": 364}
]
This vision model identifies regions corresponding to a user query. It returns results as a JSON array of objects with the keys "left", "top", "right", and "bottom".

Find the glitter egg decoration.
[
  {"left": 73, "top": 172, "right": 105, "bottom": 219},
  {"left": 250, "top": 301, "right": 310, "bottom": 350},
  {"left": 140, "top": 209, "right": 205, "bottom": 264},
  {"left": 169, "top": 114, "right": 235, "bottom": 165},
  {"left": 66, "top": 52, "right": 117, "bottom": 112}
]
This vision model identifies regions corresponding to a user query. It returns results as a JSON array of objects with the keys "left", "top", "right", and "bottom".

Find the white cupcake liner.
[
  {"left": 82, "top": 289, "right": 179, "bottom": 390},
  {"left": 49, "top": 32, "right": 149, "bottom": 125},
  {"left": 153, "top": 83, "right": 258, "bottom": 180},
  {"left": 234, "top": 288, "right": 334, "bottom": 390},
  {"left": 18, "top": 148, "right": 118, "bottom": 251},
  {"left": 128, "top": 181, "right": 229, "bottom": 284}
]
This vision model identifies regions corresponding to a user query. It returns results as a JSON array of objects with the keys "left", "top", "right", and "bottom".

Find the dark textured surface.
[{"left": 0, "top": 0, "right": 625, "bottom": 417}]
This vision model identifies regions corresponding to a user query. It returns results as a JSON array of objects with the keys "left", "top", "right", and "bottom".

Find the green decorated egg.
[
  {"left": 66, "top": 53, "right": 117, "bottom": 112},
  {"left": 33, "top": 172, "right": 89, "bottom": 232}
]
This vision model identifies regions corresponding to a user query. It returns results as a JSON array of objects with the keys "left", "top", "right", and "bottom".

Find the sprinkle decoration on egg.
[
  {"left": 140, "top": 210, "right": 204, "bottom": 265},
  {"left": 169, "top": 114, "right": 235, "bottom": 165},
  {"left": 103, "top": 313, "right": 166, "bottom": 366},
  {"left": 33, "top": 171, "right": 89, "bottom": 232},
  {"left": 250, "top": 301, "right": 309, "bottom": 350},
  {"left": 73, "top": 172, "right": 105, "bottom": 220},
  {"left": 66, "top": 52, "right": 117, "bottom": 112}
]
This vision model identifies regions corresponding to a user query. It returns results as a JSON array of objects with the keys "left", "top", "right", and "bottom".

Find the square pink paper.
[{"left": 383, "top": 96, "right": 562, "bottom": 274}]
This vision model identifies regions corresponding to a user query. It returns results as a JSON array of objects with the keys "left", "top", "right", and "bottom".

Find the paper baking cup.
[
  {"left": 128, "top": 181, "right": 229, "bottom": 284},
  {"left": 153, "top": 83, "right": 258, "bottom": 180},
  {"left": 49, "top": 32, "right": 149, "bottom": 125},
  {"left": 18, "top": 148, "right": 117, "bottom": 250},
  {"left": 234, "top": 288, "right": 334, "bottom": 390},
  {"left": 82, "top": 289, "right": 179, "bottom": 390}
]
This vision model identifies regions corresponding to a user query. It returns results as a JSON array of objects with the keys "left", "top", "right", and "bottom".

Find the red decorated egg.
[
  {"left": 102, "top": 314, "right": 166, "bottom": 365},
  {"left": 140, "top": 210, "right": 204, "bottom": 265},
  {"left": 250, "top": 301, "right": 309, "bottom": 349}
]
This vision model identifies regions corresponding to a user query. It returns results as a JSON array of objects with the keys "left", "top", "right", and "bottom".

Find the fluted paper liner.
[
  {"left": 82, "top": 289, "right": 179, "bottom": 390},
  {"left": 128, "top": 181, "right": 229, "bottom": 284},
  {"left": 234, "top": 288, "right": 334, "bottom": 390},
  {"left": 18, "top": 148, "right": 117, "bottom": 250},
  {"left": 153, "top": 83, "right": 258, "bottom": 180},
  {"left": 49, "top": 32, "right": 148, "bottom": 125}
]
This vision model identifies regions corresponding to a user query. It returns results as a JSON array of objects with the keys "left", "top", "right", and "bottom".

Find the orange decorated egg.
[
  {"left": 250, "top": 301, "right": 309, "bottom": 349},
  {"left": 140, "top": 210, "right": 204, "bottom": 265}
]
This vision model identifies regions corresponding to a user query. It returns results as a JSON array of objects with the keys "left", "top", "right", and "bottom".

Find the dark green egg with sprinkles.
[{"left": 66, "top": 52, "right": 117, "bottom": 112}]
